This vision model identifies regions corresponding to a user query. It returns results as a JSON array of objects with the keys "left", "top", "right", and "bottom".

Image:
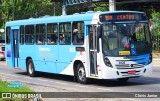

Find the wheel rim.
[
  {"left": 78, "top": 66, "right": 86, "bottom": 81},
  {"left": 28, "top": 62, "right": 33, "bottom": 75}
]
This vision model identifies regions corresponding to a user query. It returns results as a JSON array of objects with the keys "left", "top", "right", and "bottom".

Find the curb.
[
  {"left": 153, "top": 58, "right": 160, "bottom": 61},
  {"left": 153, "top": 58, "right": 160, "bottom": 66},
  {"left": 153, "top": 65, "right": 160, "bottom": 67}
]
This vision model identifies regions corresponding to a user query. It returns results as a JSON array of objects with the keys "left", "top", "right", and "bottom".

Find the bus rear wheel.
[
  {"left": 27, "top": 59, "right": 36, "bottom": 77},
  {"left": 76, "top": 63, "right": 88, "bottom": 84}
]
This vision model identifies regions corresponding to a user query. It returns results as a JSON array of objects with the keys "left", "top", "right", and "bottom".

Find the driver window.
[{"left": 105, "top": 25, "right": 118, "bottom": 50}]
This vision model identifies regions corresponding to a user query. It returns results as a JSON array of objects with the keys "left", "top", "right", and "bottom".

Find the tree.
[
  {"left": 150, "top": 11, "right": 160, "bottom": 51},
  {"left": 0, "top": 0, "right": 62, "bottom": 29},
  {"left": 117, "top": 3, "right": 160, "bottom": 19}
]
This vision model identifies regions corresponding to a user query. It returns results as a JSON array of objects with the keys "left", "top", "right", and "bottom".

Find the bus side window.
[
  {"left": 6, "top": 27, "right": 11, "bottom": 44},
  {"left": 47, "top": 23, "right": 58, "bottom": 44},
  {"left": 72, "top": 21, "right": 84, "bottom": 45},
  {"left": 59, "top": 23, "right": 71, "bottom": 44},
  {"left": 36, "top": 24, "right": 46, "bottom": 44},
  {"left": 20, "top": 26, "right": 24, "bottom": 44},
  {"left": 25, "top": 25, "right": 34, "bottom": 44}
]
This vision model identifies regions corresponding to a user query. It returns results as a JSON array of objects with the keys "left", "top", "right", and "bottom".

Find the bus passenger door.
[
  {"left": 12, "top": 28, "right": 19, "bottom": 67},
  {"left": 89, "top": 25, "right": 98, "bottom": 75}
]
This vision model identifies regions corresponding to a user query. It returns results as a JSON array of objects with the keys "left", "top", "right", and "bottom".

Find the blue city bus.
[{"left": 5, "top": 11, "right": 152, "bottom": 83}]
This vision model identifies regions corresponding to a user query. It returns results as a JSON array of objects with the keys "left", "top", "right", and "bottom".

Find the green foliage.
[
  {"left": 93, "top": 3, "right": 109, "bottom": 11},
  {"left": 0, "top": 80, "right": 33, "bottom": 92},
  {"left": 150, "top": 11, "right": 160, "bottom": 51},
  {"left": 0, "top": 80, "right": 34, "bottom": 101},
  {"left": 66, "top": 2, "right": 109, "bottom": 15},
  {"left": 117, "top": 4, "right": 160, "bottom": 19},
  {"left": 151, "top": 11, "right": 160, "bottom": 27},
  {"left": 0, "top": 0, "right": 62, "bottom": 29}
]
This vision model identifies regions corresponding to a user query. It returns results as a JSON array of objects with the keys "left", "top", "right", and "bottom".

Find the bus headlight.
[
  {"left": 104, "top": 57, "right": 113, "bottom": 67},
  {"left": 148, "top": 54, "right": 152, "bottom": 64}
]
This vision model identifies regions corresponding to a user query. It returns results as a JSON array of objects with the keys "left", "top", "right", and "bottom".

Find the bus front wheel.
[
  {"left": 76, "top": 63, "right": 88, "bottom": 84},
  {"left": 27, "top": 59, "right": 36, "bottom": 77}
]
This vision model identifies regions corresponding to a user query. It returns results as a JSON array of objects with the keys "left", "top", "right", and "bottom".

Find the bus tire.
[
  {"left": 117, "top": 77, "right": 129, "bottom": 83},
  {"left": 27, "top": 59, "right": 37, "bottom": 77},
  {"left": 77, "top": 63, "right": 88, "bottom": 84}
]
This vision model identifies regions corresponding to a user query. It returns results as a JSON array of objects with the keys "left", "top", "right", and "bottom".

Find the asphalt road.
[{"left": 0, "top": 61, "right": 160, "bottom": 101}]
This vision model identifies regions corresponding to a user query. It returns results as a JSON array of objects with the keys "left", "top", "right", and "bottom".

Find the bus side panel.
[
  {"left": 19, "top": 59, "right": 26, "bottom": 70},
  {"left": 18, "top": 45, "right": 27, "bottom": 70},
  {"left": 34, "top": 45, "right": 57, "bottom": 73},
  {"left": 57, "top": 45, "right": 77, "bottom": 75},
  {"left": 18, "top": 45, "right": 36, "bottom": 70},
  {"left": 45, "top": 45, "right": 58, "bottom": 73},
  {"left": 34, "top": 60, "right": 46, "bottom": 71},
  {"left": 44, "top": 61, "right": 57, "bottom": 73},
  {"left": 6, "top": 44, "right": 13, "bottom": 67}
]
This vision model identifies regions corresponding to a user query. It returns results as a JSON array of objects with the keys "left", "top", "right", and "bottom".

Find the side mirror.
[
  {"left": 97, "top": 25, "right": 101, "bottom": 53},
  {"left": 97, "top": 25, "right": 102, "bottom": 38}
]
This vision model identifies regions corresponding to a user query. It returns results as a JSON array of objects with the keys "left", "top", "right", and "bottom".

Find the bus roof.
[{"left": 6, "top": 11, "right": 145, "bottom": 27}]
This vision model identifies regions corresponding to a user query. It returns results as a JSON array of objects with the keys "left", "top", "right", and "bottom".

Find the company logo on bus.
[
  {"left": 39, "top": 47, "right": 50, "bottom": 52},
  {"left": 7, "top": 49, "right": 11, "bottom": 57}
]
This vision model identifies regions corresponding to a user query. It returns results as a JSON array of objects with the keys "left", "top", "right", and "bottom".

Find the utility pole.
[
  {"left": 13, "top": 0, "right": 15, "bottom": 20},
  {"left": 62, "top": 0, "right": 66, "bottom": 15},
  {"left": 109, "top": 0, "right": 116, "bottom": 11},
  {"left": 62, "top": 5, "right": 66, "bottom": 15}
]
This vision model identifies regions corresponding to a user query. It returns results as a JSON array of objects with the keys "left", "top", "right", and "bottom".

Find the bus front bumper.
[{"left": 101, "top": 63, "right": 153, "bottom": 79}]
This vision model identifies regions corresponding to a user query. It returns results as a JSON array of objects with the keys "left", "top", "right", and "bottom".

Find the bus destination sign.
[{"left": 99, "top": 13, "right": 147, "bottom": 22}]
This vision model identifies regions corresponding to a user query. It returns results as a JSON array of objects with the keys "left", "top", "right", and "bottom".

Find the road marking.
[
  {"left": 0, "top": 73, "right": 51, "bottom": 83},
  {"left": 37, "top": 79, "right": 67, "bottom": 85},
  {"left": 0, "top": 72, "right": 19, "bottom": 77},
  {"left": 153, "top": 59, "right": 160, "bottom": 61},
  {"left": 0, "top": 73, "right": 68, "bottom": 90},
  {"left": 37, "top": 78, "right": 51, "bottom": 82},
  {"left": 97, "top": 88, "right": 113, "bottom": 91},
  {"left": 122, "top": 98, "right": 142, "bottom": 101},
  {"left": 23, "top": 76, "right": 33, "bottom": 79},
  {"left": 132, "top": 78, "right": 157, "bottom": 82},
  {"left": 54, "top": 81, "right": 67, "bottom": 85},
  {"left": 0, "top": 72, "right": 68, "bottom": 85},
  {"left": 74, "top": 84, "right": 87, "bottom": 88},
  {"left": 0, "top": 62, "right": 6, "bottom": 66},
  {"left": 145, "top": 79, "right": 156, "bottom": 82}
]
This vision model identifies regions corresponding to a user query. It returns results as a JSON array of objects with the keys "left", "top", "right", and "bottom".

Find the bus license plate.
[{"left": 128, "top": 70, "right": 136, "bottom": 74}]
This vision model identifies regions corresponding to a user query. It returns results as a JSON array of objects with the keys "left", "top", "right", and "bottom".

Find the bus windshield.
[{"left": 102, "top": 22, "right": 151, "bottom": 56}]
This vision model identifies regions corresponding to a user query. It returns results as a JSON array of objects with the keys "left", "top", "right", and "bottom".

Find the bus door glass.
[
  {"left": 12, "top": 29, "right": 19, "bottom": 67},
  {"left": 89, "top": 25, "right": 98, "bottom": 75}
]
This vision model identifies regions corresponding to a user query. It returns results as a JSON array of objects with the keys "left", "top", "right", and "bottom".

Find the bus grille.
[{"left": 115, "top": 62, "right": 145, "bottom": 69}]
